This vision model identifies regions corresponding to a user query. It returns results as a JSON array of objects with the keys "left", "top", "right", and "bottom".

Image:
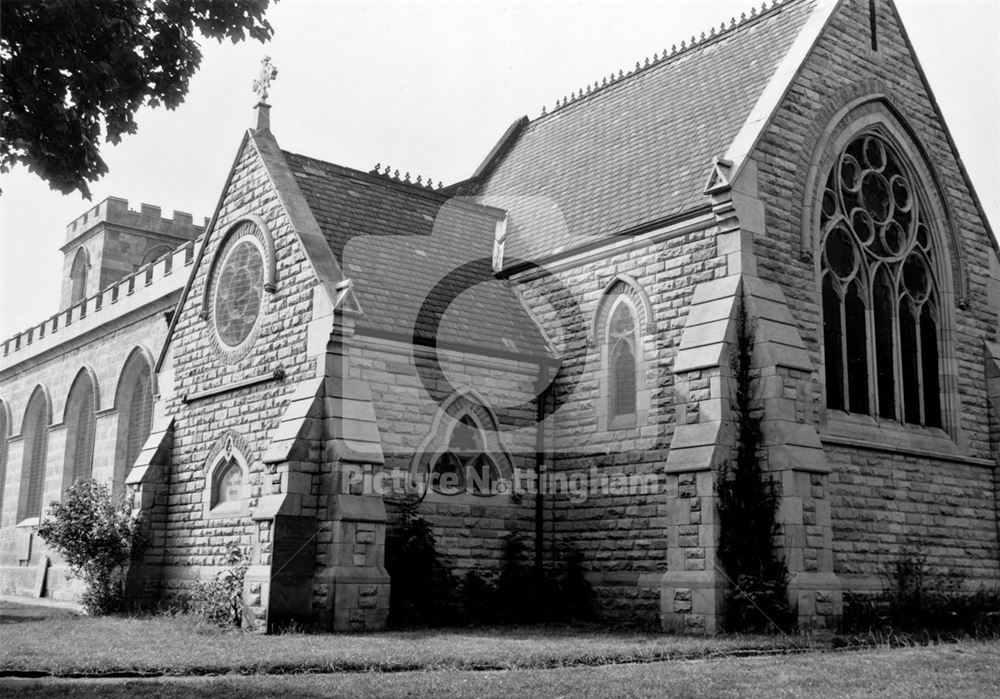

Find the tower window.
[{"left": 70, "top": 248, "right": 89, "bottom": 305}]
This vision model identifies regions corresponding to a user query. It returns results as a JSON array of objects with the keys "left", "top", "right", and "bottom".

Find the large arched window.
[
  {"left": 63, "top": 370, "right": 97, "bottom": 490},
  {"left": 608, "top": 300, "right": 638, "bottom": 421},
  {"left": 114, "top": 350, "right": 154, "bottom": 490},
  {"left": 0, "top": 400, "right": 9, "bottom": 522},
  {"left": 819, "top": 133, "right": 942, "bottom": 427},
  {"left": 69, "top": 247, "right": 89, "bottom": 305},
  {"left": 18, "top": 387, "right": 50, "bottom": 522}
]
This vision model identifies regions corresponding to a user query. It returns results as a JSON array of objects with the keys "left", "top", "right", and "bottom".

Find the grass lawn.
[
  {"left": 2, "top": 643, "right": 999, "bottom": 698},
  {"left": 0, "top": 600, "right": 806, "bottom": 676}
]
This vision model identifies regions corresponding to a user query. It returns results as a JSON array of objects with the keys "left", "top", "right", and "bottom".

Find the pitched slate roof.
[
  {"left": 283, "top": 152, "right": 553, "bottom": 359},
  {"left": 477, "top": 0, "right": 818, "bottom": 264}
]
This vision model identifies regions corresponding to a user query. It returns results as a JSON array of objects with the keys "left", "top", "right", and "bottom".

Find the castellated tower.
[{"left": 59, "top": 197, "right": 207, "bottom": 309}]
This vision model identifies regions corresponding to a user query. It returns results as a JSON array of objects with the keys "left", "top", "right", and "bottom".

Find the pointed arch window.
[
  {"left": 70, "top": 248, "right": 89, "bottom": 305},
  {"left": 819, "top": 134, "right": 942, "bottom": 427},
  {"left": 0, "top": 401, "right": 9, "bottom": 522},
  {"left": 18, "top": 388, "right": 49, "bottom": 522},
  {"left": 63, "top": 371, "right": 96, "bottom": 489},
  {"left": 139, "top": 245, "right": 174, "bottom": 269},
  {"left": 430, "top": 414, "right": 503, "bottom": 496},
  {"left": 115, "top": 351, "right": 154, "bottom": 490},
  {"left": 203, "top": 435, "right": 250, "bottom": 518},
  {"left": 608, "top": 300, "right": 638, "bottom": 422},
  {"left": 213, "top": 458, "right": 244, "bottom": 509}
]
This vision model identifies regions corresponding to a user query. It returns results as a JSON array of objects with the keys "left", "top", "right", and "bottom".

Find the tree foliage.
[
  {"left": 384, "top": 500, "right": 453, "bottom": 627},
  {"left": 716, "top": 301, "right": 794, "bottom": 633},
  {"left": 36, "top": 479, "right": 144, "bottom": 615},
  {"left": 0, "top": 0, "right": 274, "bottom": 197}
]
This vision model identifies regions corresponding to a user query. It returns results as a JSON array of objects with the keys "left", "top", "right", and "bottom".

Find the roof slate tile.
[
  {"left": 478, "top": 0, "right": 816, "bottom": 263},
  {"left": 283, "top": 153, "right": 552, "bottom": 359}
]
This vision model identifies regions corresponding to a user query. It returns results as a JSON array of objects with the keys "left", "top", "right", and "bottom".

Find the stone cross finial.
[{"left": 252, "top": 56, "right": 278, "bottom": 103}]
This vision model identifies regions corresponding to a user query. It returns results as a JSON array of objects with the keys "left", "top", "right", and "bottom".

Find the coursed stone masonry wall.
[
  {"left": 349, "top": 336, "right": 541, "bottom": 581},
  {"left": 509, "top": 220, "right": 728, "bottom": 623},
  {"left": 157, "top": 136, "right": 319, "bottom": 610},
  {"left": 750, "top": 0, "right": 1000, "bottom": 587}
]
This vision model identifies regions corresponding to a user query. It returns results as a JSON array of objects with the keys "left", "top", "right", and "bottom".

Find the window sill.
[
  {"left": 205, "top": 503, "right": 246, "bottom": 519},
  {"left": 422, "top": 489, "right": 513, "bottom": 506},
  {"left": 607, "top": 413, "right": 638, "bottom": 431},
  {"left": 820, "top": 410, "right": 992, "bottom": 467},
  {"left": 15, "top": 517, "right": 40, "bottom": 528}
]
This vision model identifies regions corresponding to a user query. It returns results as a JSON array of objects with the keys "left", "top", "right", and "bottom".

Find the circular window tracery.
[
  {"left": 210, "top": 223, "right": 266, "bottom": 354},
  {"left": 819, "top": 133, "right": 943, "bottom": 427}
]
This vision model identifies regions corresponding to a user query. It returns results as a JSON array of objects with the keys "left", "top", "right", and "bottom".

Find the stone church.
[{"left": 2, "top": 0, "right": 999, "bottom": 633}]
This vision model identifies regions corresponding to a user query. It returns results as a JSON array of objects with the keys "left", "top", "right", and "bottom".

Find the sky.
[{"left": 1, "top": 0, "right": 998, "bottom": 340}]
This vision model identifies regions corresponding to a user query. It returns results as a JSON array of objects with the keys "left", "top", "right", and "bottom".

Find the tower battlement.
[{"left": 65, "top": 196, "right": 208, "bottom": 245}]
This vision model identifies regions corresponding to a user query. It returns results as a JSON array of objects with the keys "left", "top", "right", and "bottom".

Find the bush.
[
  {"left": 36, "top": 479, "right": 144, "bottom": 615},
  {"left": 496, "top": 531, "right": 537, "bottom": 623},
  {"left": 843, "top": 548, "right": 1000, "bottom": 639},
  {"left": 462, "top": 538, "right": 593, "bottom": 626},
  {"left": 387, "top": 510, "right": 594, "bottom": 628},
  {"left": 557, "top": 545, "right": 594, "bottom": 621},
  {"left": 460, "top": 569, "right": 498, "bottom": 625},
  {"left": 195, "top": 544, "right": 248, "bottom": 628},
  {"left": 385, "top": 501, "right": 455, "bottom": 627}
]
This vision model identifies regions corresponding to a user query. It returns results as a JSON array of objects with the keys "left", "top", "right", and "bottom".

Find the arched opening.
[
  {"left": 63, "top": 370, "right": 97, "bottom": 491},
  {"left": 18, "top": 387, "right": 50, "bottom": 521},
  {"left": 114, "top": 350, "right": 154, "bottom": 491},
  {"left": 818, "top": 132, "right": 944, "bottom": 428},
  {"left": 0, "top": 400, "right": 9, "bottom": 522},
  {"left": 212, "top": 457, "right": 244, "bottom": 509},
  {"left": 431, "top": 414, "right": 484, "bottom": 495},
  {"left": 138, "top": 245, "right": 174, "bottom": 268},
  {"left": 607, "top": 299, "right": 638, "bottom": 422},
  {"left": 69, "top": 247, "right": 89, "bottom": 305}
]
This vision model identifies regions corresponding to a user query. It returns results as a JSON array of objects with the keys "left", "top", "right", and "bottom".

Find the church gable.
[
  {"left": 163, "top": 132, "right": 328, "bottom": 399},
  {"left": 742, "top": 0, "right": 1000, "bottom": 589},
  {"left": 749, "top": 0, "right": 997, "bottom": 441}
]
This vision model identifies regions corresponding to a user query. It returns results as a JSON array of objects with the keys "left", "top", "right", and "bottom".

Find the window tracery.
[
  {"left": 608, "top": 301, "right": 638, "bottom": 420},
  {"left": 430, "top": 414, "right": 502, "bottom": 496},
  {"left": 820, "top": 133, "right": 942, "bottom": 427}
]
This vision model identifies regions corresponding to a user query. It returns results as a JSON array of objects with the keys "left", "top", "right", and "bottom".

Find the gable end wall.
[
  {"left": 751, "top": 0, "right": 1000, "bottom": 589},
  {"left": 157, "top": 137, "right": 320, "bottom": 596}
]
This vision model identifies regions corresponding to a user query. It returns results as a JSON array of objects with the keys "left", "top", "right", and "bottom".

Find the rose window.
[{"left": 213, "top": 236, "right": 265, "bottom": 349}]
